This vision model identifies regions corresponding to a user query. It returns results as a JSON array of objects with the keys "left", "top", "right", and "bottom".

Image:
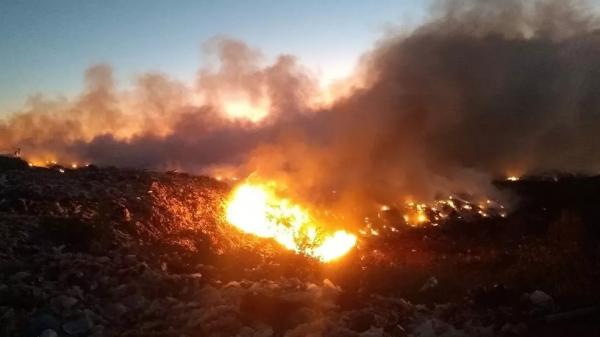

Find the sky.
[{"left": 0, "top": 0, "right": 427, "bottom": 115}]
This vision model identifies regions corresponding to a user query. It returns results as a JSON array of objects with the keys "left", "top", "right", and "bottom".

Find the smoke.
[
  {"left": 240, "top": 0, "right": 600, "bottom": 208},
  {"left": 3, "top": 0, "right": 600, "bottom": 213},
  {"left": 0, "top": 38, "right": 319, "bottom": 169}
]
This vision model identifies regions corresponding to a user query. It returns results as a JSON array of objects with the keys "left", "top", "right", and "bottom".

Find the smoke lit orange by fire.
[
  {"left": 221, "top": 97, "right": 271, "bottom": 122},
  {"left": 225, "top": 182, "right": 357, "bottom": 262}
]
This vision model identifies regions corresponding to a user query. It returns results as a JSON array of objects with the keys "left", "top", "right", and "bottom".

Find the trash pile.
[{"left": 1, "top": 156, "right": 599, "bottom": 336}]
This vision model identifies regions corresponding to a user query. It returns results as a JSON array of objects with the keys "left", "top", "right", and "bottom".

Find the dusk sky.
[{"left": 0, "top": 0, "right": 426, "bottom": 114}]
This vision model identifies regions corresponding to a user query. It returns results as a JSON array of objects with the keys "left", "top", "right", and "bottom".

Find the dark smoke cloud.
[
  {"left": 239, "top": 0, "right": 600, "bottom": 207},
  {"left": 3, "top": 0, "right": 600, "bottom": 212}
]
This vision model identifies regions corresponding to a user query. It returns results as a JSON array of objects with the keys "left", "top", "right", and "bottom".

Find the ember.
[
  {"left": 361, "top": 195, "right": 507, "bottom": 238},
  {"left": 225, "top": 182, "right": 356, "bottom": 262}
]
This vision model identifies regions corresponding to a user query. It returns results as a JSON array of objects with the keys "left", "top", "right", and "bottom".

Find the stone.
[
  {"left": 529, "top": 290, "right": 554, "bottom": 309},
  {"left": 97, "top": 256, "right": 111, "bottom": 264},
  {"left": 62, "top": 315, "right": 93, "bottom": 335},
  {"left": 105, "top": 302, "right": 129, "bottom": 319},
  {"left": 40, "top": 329, "right": 58, "bottom": 337},
  {"left": 347, "top": 310, "right": 375, "bottom": 332},
  {"left": 10, "top": 271, "right": 31, "bottom": 282},
  {"left": 89, "top": 324, "right": 105, "bottom": 337},
  {"left": 23, "top": 312, "right": 60, "bottom": 337},
  {"left": 323, "top": 278, "right": 341, "bottom": 291},
  {"left": 122, "top": 294, "right": 147, "bottom": 310},
  {"left": 52, "top": 295, "right": 79, "bottom": 309},
  {"left": 419, "top": 277, "right": 439, "bottom": 292}
]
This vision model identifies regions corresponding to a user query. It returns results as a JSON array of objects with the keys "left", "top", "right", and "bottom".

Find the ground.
[{"left": 1, "top": 158, "right": 599, "bottom": 337}]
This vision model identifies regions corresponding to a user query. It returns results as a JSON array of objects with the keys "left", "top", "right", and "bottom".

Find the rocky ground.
[{"left": 1, "top": 156, "right": 600, "bottom": 337}]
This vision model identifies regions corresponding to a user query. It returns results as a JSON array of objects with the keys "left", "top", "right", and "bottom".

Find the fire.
[
  {"left": 402, "top": 201, "right": 429, "bottom": 227},
  {"left": 222, "top": 97, "right": 270, "bottom": 122},
  {"left": 225, "top": 183, "right": 356, "bottom": 262},
  {"left": 506, "top": 175, "right": 520, "bottom": 181},
  {"left": 369, "top": 195, "right": 507, "bottom": 236}
]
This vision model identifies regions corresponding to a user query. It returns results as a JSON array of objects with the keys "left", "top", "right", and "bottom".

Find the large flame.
[{"left": 225, "top": 182, "right": 356, "bottom": 262}]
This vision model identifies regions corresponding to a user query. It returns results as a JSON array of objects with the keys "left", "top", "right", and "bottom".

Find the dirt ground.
[{"left": 1, "top": 158, "right": 599, "bottom": 336}]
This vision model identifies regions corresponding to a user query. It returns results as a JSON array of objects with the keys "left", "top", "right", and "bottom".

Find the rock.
[
  {"left": 347, "top": 310, "right": 376, "bottom": 332},
  {"left": 83, "top": 309, "right": 102, "bottom": 325},
  {"left": 360, "top": 327, "right": 386, "bottom": 337},
  {"left": 0, "top": 260, "right": 26, "bottom": 275},
  {"left": 23, "top": 312, "right": 60, "bottom": 337},
  {"left": 501, "top": 322, "right": 527, "bottom": 335},
  {"left": 104, "top": 303, "right": 129, "bottom": 319},
  {"left": 412, "top": 318, "right": 465, "bottom": 337},
  {"left": 237, "top": 326, "right": 255, "bottom": 337},
  {"left": 387, "top": 325, "right": 407, "bottom": 336},
  {"left": 109, "top": 284, "right": 131, "bottom": 298},
  {"left": 472, "top": 284, "right": 511, "bottom": 307},
  {"left": 240, "top": 292, "right": 300, "bottom": 330},
  {"left": 39, "top": 216, "right": 97, "bottom": 250},
  {"left": 413, "top": 319, "right": 436, "bottom": 337},
  {"left": 96, "top": 256, "right": 111, "bottom": 264},
  {"left": 466, "top": 324, "right": 494, "bottom": 337},
  {"left": 122, "top": 294, "right": 147, "bottom": 310},
  {"left": 125, "top": 254, "right": 137, "bottom": 263},
  {"left": 529, "top": 290, "right": 554, "bottom": 309},
  {"left": 62, "top": 314, "right": 93, "bottom": 335},
  {"left": 224, "top": 281, "right": 240, "bottom": 288},
  {"left": 253, "top": 323, "right": 274, "bottom": 337},
  {"left": 0, "top": 308, "right": 16, "bottom": 336},
  {"left": 198, "top": 285, "right": 222, "bottom": 305},
  {"left": 323, "top": 278, "right": 341, "bottom": 291},
  {"left": 40, "top": 329, "right": 58, "bottom": 337},
  {"left": 120, "top": 205, "right": 132, "bottom": 222},
  {"left": 419, "top": 277, "right": 439, "bottom": 292},
  {"left": 10, "top": 271, "right": 32, "bottom": 282},
  {"left": 283, "top": 319, "right": 339, "bottom": 337},
  {"left": 52, "top": 295, "right": 79, "bottom": 310},
  {"left": 187, "top": 272, "right": 202, "bottom": 279},
  {"left": 89, "top": 324, "right": 105, "bottom": 337},
  {"left": 0, "top": 285, "right": 38, "bottom": 309},
  {"left": 287, "top": 307, "right": 317, "bottom": 327}
]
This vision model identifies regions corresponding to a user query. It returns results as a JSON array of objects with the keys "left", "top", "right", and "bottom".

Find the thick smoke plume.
[{"left": 3, "top": 0, "right": 600, "bottom": 216}]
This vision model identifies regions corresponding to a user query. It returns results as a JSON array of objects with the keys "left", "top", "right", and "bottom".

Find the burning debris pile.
[
  {"left": 363, "top": 196, "right": 507, "bottom": 238},
  {"left": 1, "top": 159, "right": 600, "bottom": 336}
]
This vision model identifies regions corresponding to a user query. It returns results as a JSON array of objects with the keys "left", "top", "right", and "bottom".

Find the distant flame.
[
  {"left": 225, "top": 182, "right": 356, "bottom": 262},
  {"left": 402, "top": 201, "right": 429, "bottom": 227}
]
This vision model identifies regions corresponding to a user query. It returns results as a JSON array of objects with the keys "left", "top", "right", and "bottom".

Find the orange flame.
[{"left": 225, "top": 182, "right": 356, "bottom": 262}]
